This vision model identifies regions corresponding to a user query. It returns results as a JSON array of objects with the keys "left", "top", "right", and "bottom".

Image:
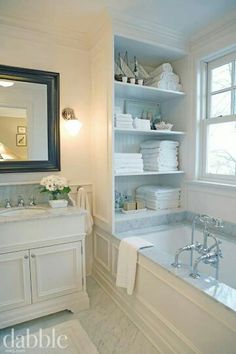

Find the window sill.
[{"left": 185, "top": 179, "right": 236, "bottom": 192}]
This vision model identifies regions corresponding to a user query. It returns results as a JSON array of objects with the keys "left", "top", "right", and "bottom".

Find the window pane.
[
  {"left": 211, "top": 62, "right": 232, "bottom": 92},
  {"left": 210, "top": 91, "right": 231, "bottom": 118},
  {"left": 207, "top": 122, "right": 236, "bottom": 176},
  {"left": 234, "top": 89, "right": 236, "bottom": 114}
]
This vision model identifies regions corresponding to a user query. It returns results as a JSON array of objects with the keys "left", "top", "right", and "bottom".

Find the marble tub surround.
[
  {"left": 115, "top": 209, "right": 187, "bottom": 233},
  {"left": 186, "top": 211, "right": 236, "bottom": 239},
  {"left": 115, "top": 208, "right": 236, "bottom": 240}
]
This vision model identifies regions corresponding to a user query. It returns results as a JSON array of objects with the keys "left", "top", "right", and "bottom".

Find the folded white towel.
[
  {"left": 140, "top": 140, "right": 179, "bottom": 149},
  {"left": 116, "top": 237, "right": 154, "bottom": 295},
  {"left": 149, "top": 63, "right": 173, "bottom": 76},
  {"left": 157, "top": 72, "right": 179, "bottom": 83},
  {"left": 115, "top": 123, "right": 133, "bottom": 129},
  {"left": 167, "top": 82, "right": 183, "bottom": 92},
  {"left": 136, "top": 185, "right": 181, "bottom": 195},
  {"left": 115, "top": 153, "right": 142, "bottom": 160},
  {"left": 76, "top": 187, "right": 93, "bottom": 234},
  {"left": 146, "top": 72, "right": 179, "bottom": 84},
  {"left": 115, "top": 168, "right": 144, "bottom": 174},
  {"left": 115, "top": 159, "right": 144, "bottom": 165}
]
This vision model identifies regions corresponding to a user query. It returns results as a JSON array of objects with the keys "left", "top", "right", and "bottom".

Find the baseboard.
[
  {"left": 0, "top": 291, "right": 89, "bottom": 330},
  {"left": 92, "top": 262, "right": 200, "bottom": 354}
]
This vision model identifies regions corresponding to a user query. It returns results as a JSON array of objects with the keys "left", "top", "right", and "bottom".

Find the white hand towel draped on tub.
[{"left": 116, "top": 237, "right": 154, "bottom": 295}]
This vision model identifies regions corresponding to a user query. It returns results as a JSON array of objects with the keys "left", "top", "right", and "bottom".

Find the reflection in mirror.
[{"left": 0, "top": 80, "right": 48, "bottom": 162}]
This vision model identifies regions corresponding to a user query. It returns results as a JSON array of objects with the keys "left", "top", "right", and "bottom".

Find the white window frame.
[{"left": 199, "top": 51, "right": 236, "bottom": 185}]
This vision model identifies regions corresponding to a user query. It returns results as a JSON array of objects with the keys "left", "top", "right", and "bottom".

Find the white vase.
[{"left": 49, "top": 199, "right": 68, "bottom": 208}]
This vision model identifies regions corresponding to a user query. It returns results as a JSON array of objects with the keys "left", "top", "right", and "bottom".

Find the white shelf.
[
  {"left": 114, "top": 128, "right": 186, "bottom": 136},
  {"left": 115, "top": 81, "right": 185, "bottom": 102},
  {"left": 115, "top": 171, "right": 184, "bottom": 177},
  {"left": 115, "top": 207, "right": 185, "bottom": 222}
]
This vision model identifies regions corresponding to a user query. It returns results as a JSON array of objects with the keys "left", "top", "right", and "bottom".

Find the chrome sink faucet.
[
  {"left": 5, "top": 199, "right": 12, "bottom": 208},
  {"left": 17, "top": 196, "right": 25, "bottom": 207}
]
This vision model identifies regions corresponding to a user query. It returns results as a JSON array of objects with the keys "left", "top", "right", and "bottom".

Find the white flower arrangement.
[{"left": 40, "top": 175, "right": 71, "bottom": 200}]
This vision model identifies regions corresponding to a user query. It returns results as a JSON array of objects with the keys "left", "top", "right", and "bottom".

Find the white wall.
[
  {"left": 0, "top": 27, "right": 92, "bottom": 185},
  {"left": 186, "top": 15, "right": 236, "bottom": 223}
]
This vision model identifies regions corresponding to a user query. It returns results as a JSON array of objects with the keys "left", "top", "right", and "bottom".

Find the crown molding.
[
  {"left": 0, "top": 15, "right": 89, "bottom": 51},
  {"left": 110, "top": 10, "right": 189, "bottom": 55},
  {"left": 190, "top": 10, "right": 236, "bottom": 54}
]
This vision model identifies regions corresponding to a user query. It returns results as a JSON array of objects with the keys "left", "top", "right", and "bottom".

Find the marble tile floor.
[{"left": 0, "top": 277, "right": 159, "bottom": 354}]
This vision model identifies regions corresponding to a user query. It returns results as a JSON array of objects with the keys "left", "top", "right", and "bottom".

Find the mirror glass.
[
  {"left": 0, "top": 80, "right": 48, "bottom": 162},
  {"left": 0, "top": 65, "right": 60, "bottom": 173}
]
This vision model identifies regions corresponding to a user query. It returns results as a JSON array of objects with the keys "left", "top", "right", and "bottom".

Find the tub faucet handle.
[{"left": 212, "top": 218, "right": 223, "bottom": 228}]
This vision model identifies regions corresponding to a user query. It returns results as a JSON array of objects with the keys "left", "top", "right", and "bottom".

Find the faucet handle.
[
  {"left": 212, "top": 218, "right": 223, "bottom": 228},
  {"left": 5, "top": 199, "right": 12, "bottom": 208},
  {"left": 29, "top": 196, "right": 36, "bottom": 206},
  {"left": 17, "top": 195, "right": 25, "bottom": 207}
]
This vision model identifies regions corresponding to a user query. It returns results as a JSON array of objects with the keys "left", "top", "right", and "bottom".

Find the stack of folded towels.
[
  {"left": 136, "top": 185, "right": 181, "bottom": 210},
  {"left": 115, "top": 153, "right": 143, "bottom": 174},
  {"left": 133, "top": 118, "right": 150, "bottom": 131},
  {"left": 145, "top": 63, "right": 183, "bottom": 92},
  {"left": 140, "top": 140, "right": 179, "bottom": 172},
  {"left": 115, "top": 113, "right": 133, "bottom": 129}
]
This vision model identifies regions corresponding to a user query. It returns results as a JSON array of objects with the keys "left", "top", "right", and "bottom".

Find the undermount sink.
[{"left": 0, "top": 207, "right": 47, "bottom": 217}]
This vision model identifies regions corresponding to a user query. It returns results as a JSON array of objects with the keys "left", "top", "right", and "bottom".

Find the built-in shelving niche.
[{"left": 113, "top": 35, "right": 188, "bottom": 227}]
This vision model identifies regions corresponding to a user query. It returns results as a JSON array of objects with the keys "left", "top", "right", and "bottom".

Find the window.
[{"left": 200, "top": 52, "right": 236, "bottom": 183}]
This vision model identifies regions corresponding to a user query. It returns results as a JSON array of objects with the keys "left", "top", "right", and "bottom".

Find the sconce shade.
[
  {"left": 0, "top": 80, "right": 14, "bottom": 87},
  {"left": 62, "top": 107, "right": 82, "bottom": 136}
]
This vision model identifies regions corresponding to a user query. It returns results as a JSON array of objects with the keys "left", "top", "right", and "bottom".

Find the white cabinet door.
[
  {"left": 0, "top": 251, "right": 31, "bottom": 312},
  {"left": 30, "top": 242, "right": 83, "bottom": 303}
]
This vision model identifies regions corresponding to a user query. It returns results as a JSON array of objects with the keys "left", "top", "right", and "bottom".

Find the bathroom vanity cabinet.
[{"left": 0, "top": 207, "right": 89, "bottom": 329}]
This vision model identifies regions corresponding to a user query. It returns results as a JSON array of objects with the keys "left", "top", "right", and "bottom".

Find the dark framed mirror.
[{"left": 0, "top": 65, "right": 60, "bottom": 173}]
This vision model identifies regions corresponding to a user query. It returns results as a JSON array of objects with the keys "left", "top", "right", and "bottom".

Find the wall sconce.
[{"left": 62, "top": 107, "right": 82, "bottom": 136}]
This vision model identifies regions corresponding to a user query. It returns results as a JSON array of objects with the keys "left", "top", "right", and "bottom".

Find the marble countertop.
[
  {"left": 0, "top": 204, "right": 87, "bottom": 224},
  {"left": 114, "top": 222, "right": 236, "bottom": 314}
]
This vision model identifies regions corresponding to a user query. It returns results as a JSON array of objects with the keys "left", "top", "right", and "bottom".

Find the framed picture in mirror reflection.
[{"left": 16, "top": 134, "right": 27, "bottom": 147}]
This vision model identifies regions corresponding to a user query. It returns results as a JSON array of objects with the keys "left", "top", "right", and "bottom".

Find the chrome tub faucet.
[{"left": 171, "top": 214, "right": 223, "bottom": 281}]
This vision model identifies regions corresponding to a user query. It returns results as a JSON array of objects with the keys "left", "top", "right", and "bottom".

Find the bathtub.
[
  {"left": 118, "top": 223, "right": 236, "bottom": 309},
  {"left": 93, "top": 222, "right": 236, "bottom": 353},
  {"left": 132, "top": 224, "right": 236, "bottom": 289}
]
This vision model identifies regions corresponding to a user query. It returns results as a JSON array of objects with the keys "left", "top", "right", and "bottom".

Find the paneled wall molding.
[
  {"left": 0, "top": 15, "right": 89, "bottom": 51},
  {"left": 93, "top": 264, "right": 199, "bottom": 354}
]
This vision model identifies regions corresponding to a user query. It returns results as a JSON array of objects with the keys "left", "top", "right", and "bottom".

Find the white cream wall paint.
[
  {"left": 186, "top": 17, "right": 236, "bottom": 223},
  {"left": 0, "top": 31, "right": 92, "bottom": 185}
]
